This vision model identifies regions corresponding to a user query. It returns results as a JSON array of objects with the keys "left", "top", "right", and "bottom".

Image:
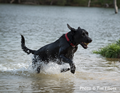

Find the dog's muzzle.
[
  {"left": 81, "top": 39, "right": 92, "bottom": 49},
  {"left": 80, "top": 42, "right": 89, "bottom": 49}
]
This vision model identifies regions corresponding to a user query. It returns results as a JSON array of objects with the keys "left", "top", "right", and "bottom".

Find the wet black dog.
[{"left": 21, "top": 24, "right": 92, "bottom": 74}]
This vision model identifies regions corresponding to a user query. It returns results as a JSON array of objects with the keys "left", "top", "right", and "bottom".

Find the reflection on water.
[
  {"left": 0, "top": 4, "right": 120, "bottom": 93},
  {"left": 0, "top": 73, "right": 75, "bottom": 93}
]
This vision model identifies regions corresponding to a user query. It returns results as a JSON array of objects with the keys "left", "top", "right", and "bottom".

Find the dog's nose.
[
  {"left": 88, "top": 38, "right": 92, "bottom": 43},
  {"left": 89, "top": 38, "right": 92, "bottom": 42}
]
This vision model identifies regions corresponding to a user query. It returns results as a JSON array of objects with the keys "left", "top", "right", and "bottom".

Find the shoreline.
[
  {"left": 0, "top": 3, "right": 116, "bottom": 8},
  {"left": 0, "top": 1, "right": 118, "bottom": 8}
]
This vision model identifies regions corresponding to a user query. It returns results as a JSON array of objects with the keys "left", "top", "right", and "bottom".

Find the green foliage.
[
  {"left": 72, "top": 0, "right": 88, "bottom": 6},
  {"left": 56, "top": 0, "right": 66, "bottom": 6},
  {"left": 93, "top": 40, "right": 120, "bottom": 58},
  {"left": 116, "top": 40, "right": 120, "bottom": 46}
]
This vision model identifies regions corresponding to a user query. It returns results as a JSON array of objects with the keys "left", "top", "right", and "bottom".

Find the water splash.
[{"left": 0, "top": 59, "right": 70, "bottom": 77}]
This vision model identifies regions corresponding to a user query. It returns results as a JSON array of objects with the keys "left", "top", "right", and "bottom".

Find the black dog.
[{"left": 21, "top": 24, "right": 92, "bottom": 74}]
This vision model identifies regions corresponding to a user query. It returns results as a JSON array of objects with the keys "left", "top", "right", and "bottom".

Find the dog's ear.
[
  {"left": 78, "top": 27, "right": 81, "bottom": 29},
  {"left": 67, "top": 24, "right": 76, "bottom": 33}
]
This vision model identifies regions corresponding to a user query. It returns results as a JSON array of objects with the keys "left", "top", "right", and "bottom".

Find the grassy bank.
[
  {"left": 93, "top": 40, "right": 120, "bottom": 58},
  {"left": 0, "top": 0, "right": 120, "bottom": 8}
]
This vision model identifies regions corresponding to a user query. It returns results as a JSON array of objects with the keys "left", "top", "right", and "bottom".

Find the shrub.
[{"left": 93, "top": 40, "right": 120, "bottom": 58}]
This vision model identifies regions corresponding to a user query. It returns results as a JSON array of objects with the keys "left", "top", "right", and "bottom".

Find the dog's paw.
[
  {"left": 61, "top": 68, "right": 70, "bottom": 73},
  {"left": 70, "top": 63, "right": 76, "bottom": 74},
  {"left": 37, "top": 66, "right": 41, "bottom": 73}
]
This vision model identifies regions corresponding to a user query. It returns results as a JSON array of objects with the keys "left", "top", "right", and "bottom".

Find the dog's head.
[{"left": 67, "top": 24, "right": 92, "bottom": 49}]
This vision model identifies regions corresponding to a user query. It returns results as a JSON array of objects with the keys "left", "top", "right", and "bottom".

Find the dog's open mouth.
[{"left": 81, "top": 42, "right": 89, "bottom": 49}]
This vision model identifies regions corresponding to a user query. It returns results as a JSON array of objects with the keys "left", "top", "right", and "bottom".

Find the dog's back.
[
  {"left": 34, "top": 38, "right": 60, "bottom": 61},
  {"left": 21, "top": 34, "right": 65, "bottom": 61}
]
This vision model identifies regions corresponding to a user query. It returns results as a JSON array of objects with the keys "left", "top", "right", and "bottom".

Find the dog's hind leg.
[
  {"left": 37, "top": 66, "right": 41, "bottom": 73},
  {"left": 61, "top": 68, "right": 70, "bottom": 73},
  {"left": 32, "top": 55, "right": 42, "bottom": 73}
]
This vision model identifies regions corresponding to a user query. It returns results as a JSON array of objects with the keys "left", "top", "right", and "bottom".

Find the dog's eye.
[
  {"left": 86, "top": 32, "right": 88, "bottom": 35},
  {"left": 82, "top": 33, "right": 85, "bottom": 36}
]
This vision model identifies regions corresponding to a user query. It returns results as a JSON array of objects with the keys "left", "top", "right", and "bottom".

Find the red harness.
[{"left": 65, "top": 33, "right": 75, "bottom": 47}]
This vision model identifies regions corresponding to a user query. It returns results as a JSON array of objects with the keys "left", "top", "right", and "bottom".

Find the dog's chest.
[
  {"left": 71, "top": 47, "right": 77, "bottom": 53},
  {"left": 65, "top": 47, "right": 77, "bottom": 57}
]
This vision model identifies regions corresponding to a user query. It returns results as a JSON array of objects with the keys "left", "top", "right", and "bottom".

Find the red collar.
[{"left": 65, "top": 33, "right": 75, "bottom": 47}]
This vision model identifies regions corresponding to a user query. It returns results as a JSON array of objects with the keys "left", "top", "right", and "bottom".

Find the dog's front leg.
[
  {"left": 61, "top": 68, "right": 70, "bottom": 73},
  {"left": 59, "top": 54, "right": 76, "bottom": 74}
]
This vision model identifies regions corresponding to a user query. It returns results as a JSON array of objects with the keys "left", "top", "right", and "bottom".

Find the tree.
[
  {"left": 114, "top": 0, "right": 118, "bottom": 14},
  {"left": 88, "top": 0, "right": 91, "bottom": 7},
  {"left": 18, "top": 0, "right": 20, "bottom": 3},
  {"left": 10, "top": 0, "right": 21, "bottom": 4},
  {"left": 10, "top": 0, "right": 15, "bottom": 3}
]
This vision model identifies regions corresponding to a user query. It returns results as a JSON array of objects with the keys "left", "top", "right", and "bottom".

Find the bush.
[{"left": 93, "top": 40, "right": 120, "bottom": 58}]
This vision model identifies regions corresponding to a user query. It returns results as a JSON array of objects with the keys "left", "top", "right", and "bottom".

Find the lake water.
[{"left": 0, "top": 4, "right": 120, "bottom": 93}]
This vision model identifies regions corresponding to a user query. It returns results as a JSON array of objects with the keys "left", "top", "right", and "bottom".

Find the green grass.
[{"left": 93, "top": 40, "right": 120, "bottom": 58}]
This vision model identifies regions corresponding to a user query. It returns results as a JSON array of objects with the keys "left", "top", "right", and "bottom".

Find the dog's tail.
[{"left": 21, "top": 35, "right": 36, "bottom": 55}]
